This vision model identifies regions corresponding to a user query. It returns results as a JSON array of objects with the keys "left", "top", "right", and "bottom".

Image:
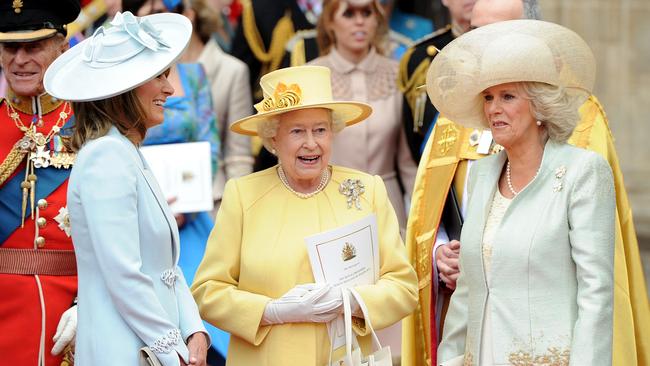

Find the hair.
[
  {"left": 187, "top": 0, "right": 222, "bottom": 44},
  {"left": 316, "top": 0, "right": 389, "bottom": 55},
  {"left": 522, "top": 0, "right": 542, "bottom": 20},
  {"left": 519, "top": 81, "right": 581, "bottom": 143},
  {"left": 257, "top": 109, "right": 345, "bottom": 153},
  {"left": 70, "top": 89, "right": 148, "bottom": 151}
]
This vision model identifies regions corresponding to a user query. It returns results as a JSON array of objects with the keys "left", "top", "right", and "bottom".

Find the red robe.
[{"left": 0, "top": 92, "right": 77, "bottom": 366}]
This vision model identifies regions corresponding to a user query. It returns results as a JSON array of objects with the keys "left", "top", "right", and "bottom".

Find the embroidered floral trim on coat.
[
  {"left": 161, "top": 268, "right": 179, "bottom": 288},
  {"left": 150, "top": 328, "right": 182, "bottom": 354},
  {"left": 508, "top": 346, "right": 570, "bottom": 366}
]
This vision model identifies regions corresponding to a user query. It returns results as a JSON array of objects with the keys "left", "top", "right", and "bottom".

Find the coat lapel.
[{"left": 109, "top": 128, "right": 181, "bottom": 263}]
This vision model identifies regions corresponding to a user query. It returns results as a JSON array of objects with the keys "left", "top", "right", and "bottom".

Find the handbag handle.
[{"left": 348, "top": 288, "right": 383, "bottom": 352}]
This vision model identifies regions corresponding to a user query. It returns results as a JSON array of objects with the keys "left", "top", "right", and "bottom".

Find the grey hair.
[
  {"left": 522, "top": 0, "right": 542, "bottom": 20},
  {"left": 519, "top": 82, "right": 581, "bottom": 143},
  {"left": 256, "top": 109, "right": 346, "bottom": 153}
]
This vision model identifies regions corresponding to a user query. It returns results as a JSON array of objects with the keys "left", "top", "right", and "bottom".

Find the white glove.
[
  {"left": 262, "top": 283, "right": 343, "bottom": 325},
  {"left": 51, "top": 305, "right": 77, "bottom": 355}
]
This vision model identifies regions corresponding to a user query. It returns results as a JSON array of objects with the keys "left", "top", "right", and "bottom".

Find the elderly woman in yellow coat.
[
  {"left": 426, "top": 20, "right": 616, "bottom": 365},
  {"left": 191, "top": 65, "right": 418, "bottom": 365}
]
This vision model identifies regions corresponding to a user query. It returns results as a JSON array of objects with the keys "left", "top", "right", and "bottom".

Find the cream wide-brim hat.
[
  {"left": 426, "top": 19, "right": 596, "bottom": 130},
  {"left": 44, "top": 12, "right": 191, "bottom": 102},
  {"left": 230, "top": 66, "right": 372, "bottom": 136}
]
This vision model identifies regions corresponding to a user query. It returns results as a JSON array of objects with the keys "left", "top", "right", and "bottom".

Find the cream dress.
[{"left": 479, "top": 188, "right": 512, "bottom": 366}]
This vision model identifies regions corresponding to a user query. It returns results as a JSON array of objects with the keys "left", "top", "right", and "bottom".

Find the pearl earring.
[
  {"left": 271, "top": 148, "right": 277, "bottom": 155},
  {"left": 536, "top": 120, "right": 542, "bottom": 126}
]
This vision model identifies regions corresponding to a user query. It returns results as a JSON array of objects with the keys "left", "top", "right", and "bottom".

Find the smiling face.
[
  {"left": 482, "top": 82, "right": 541, "bottom": 150},
  {"left": 272, "top": 108, "right": 333, "bottom": 190},
  {"left": 0, "top": 36, "right": 68, "bottom": 97},
  {"left": 328, "top": 1, "right": 379, "bottom": 60},
  {"left": 134, "top": 69, "right": 174, "bottom": 128}
]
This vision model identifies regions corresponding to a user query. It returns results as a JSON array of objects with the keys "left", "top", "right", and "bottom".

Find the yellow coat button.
[
  {"left": 37, "top": 199, "right": 48, "bottom": 209},
  {"left": 35, "top": 236, "right": 46, "bottom": 248},
  {"left": 36, "top": 217, "right": 47, "bottom": 228}
]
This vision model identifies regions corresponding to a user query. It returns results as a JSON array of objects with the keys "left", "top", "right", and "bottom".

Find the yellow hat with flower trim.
[{"left": 230, "top": 66, "right": 372, "bottom": 136}]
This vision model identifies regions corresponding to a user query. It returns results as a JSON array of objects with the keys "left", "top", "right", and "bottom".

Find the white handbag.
[
  {"left": 138, "top": 347, "right": 162, "bottom": 366},
  {"left": 328, "top": 288, "right": 393, "bottom": 366}
]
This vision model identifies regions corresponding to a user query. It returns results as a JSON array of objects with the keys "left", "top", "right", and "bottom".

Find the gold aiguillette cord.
[{"left": 20, "top": 159, "right": 30, "bottom": 227}]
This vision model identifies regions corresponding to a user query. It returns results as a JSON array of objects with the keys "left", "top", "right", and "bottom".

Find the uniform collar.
[
  {"left": 328, "top": 47, "right": 379, "bottom": 74},
  {"left": 6, "top": 88, "right": 64, "bottom": 115}
]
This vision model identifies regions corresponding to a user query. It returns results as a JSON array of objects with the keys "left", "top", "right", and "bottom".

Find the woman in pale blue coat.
[
  {"left": 425, "top": 20, "right": 616, "bottom": 365},
  {"left": 44, "top": 12, "right": 210, "bottom": 366}
]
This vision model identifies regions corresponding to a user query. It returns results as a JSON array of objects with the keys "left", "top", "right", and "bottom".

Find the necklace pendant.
[{"left": 36, "top": 118, "right": 44, "bottom": 128}]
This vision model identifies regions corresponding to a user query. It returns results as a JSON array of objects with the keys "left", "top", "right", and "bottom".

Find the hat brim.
[
  {"left": 426, "top": 20, "right": 595, "bottom": 130},
  {"left": 0, "top": 28, "right": 58, "bottom": 42},
  {"left": 44, "top": 13, "right": 191, "bottom": 102},
  {"left": 230, "top": 101, "right": 373, "bottom": 136}
]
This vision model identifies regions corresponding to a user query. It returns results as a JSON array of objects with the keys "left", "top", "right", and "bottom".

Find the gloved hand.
[
  {"left": 52, "top": 305, "right": 77, "bottom": 355},
  {"left": 262, "top": 283, "right": 343, "bottom": 325}
]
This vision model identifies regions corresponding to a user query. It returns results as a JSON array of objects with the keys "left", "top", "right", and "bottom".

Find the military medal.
[{"left": 6, "top": 101, "right": 72, "bottom": 226}]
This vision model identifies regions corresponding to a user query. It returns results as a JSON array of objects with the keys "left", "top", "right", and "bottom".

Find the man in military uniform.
[
  {"left": 0, "top": 1, "right": 80, "bottom": 365},
  {"left": 397, "top": 0, "right": 476, "bottom": 164},
  {"left": 402, "top": 1, "right": 650, "bottom": 365}
]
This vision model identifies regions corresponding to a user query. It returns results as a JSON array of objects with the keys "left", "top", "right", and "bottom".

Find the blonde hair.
[
  {"left": 70, "top": 90, "right": 147, "bottom": 151},
  {"left": 316, "top": 0, "right": 388, "bottom": 56},
  {"left": 257, "top": 109, "right": 345, "bottom": 153},
  {"left": 188, "top": 0, "right": 223, "bottom": 44},
  {"left": 520, "top": 81, "right": 581, "bottom": 143}
]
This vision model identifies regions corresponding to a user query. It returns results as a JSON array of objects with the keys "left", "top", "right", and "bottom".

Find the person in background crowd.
[
  {"left": 309, "top": 0, "right": 417, "bottom": 235},
  {"left": 0, "top": 1, "right": 80, "bottom": 364},
  {"left": 398, "top": 0, "right": 476, "bottom": 164},
  {"left": 184, "top": 0, "right": 254, "bottom": 215},
  {"left": 191, "top": 65, "right": 418, "bottom": 366},
  {"left": 45, "top": 10, "right": 209, "bottom": 366},
  {"left": 432, "top": 19, "right": 614, "bottom": 365}
]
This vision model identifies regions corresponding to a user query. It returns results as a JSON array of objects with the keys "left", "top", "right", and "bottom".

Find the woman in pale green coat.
[{"left": 426, "top": 20, "right": 615, "bottom": 365}]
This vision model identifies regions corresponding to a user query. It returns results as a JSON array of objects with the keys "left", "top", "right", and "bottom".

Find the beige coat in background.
[
  {"left": 198, "top": 38, "right": 254, "bottom": 209},
  {"left": 309, "top": 48, "right": 417, "bottom": 233}
]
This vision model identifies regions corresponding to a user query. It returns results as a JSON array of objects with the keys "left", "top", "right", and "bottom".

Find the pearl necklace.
[
  {"left": 277, "top": 165, "right": 330, "bottom": 199},
  {"left": 506, "top": 161, "right": 539, "bottom": 196}
]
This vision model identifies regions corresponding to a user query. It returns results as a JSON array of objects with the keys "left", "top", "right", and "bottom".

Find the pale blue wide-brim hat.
[{"left": 44, "top": 11, "right": 191, "bottom": 101}]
